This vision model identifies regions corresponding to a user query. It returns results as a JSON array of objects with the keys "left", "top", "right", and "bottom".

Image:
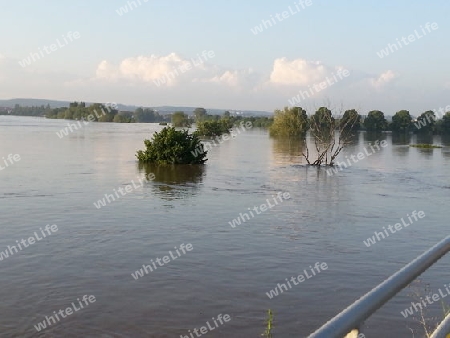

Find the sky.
[{"left": 0, "top": 0, "right": 449, "bottom": 114}]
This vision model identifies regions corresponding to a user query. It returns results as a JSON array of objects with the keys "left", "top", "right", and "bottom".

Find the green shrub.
[
  {"left": 195, "top": 120, "right": 232, "bottom": 137},
  {"left": 171, "top": 111, "right": 191, "bottom": 127},
  {"left": 136, "top": 127, "right": 207, "bottom": 164},
  {"left": 269, "top": 107, "right": 309, "bottom": 137}
]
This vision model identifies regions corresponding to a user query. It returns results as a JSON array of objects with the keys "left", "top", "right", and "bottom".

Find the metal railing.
[
  {"left": 308, "top": 235, "right": 450, "bottom": 338},
  {"left": 430, "top": 312, "right": 450, "bottom": 338}
]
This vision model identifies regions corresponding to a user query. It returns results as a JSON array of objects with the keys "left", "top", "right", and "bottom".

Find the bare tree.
[{"left": 302, "top": 103, "right": 360, "bottom": 166}]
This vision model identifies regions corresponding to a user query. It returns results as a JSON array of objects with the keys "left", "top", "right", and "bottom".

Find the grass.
[
  {"left": 407, "top": 280, "right": 450, "bottom": 338},
  {"left": 409, "top": 144, "right": 443, "bottom": 148},
  {"left": 262, "top": 309, "right": 273, "bottom": 338}
]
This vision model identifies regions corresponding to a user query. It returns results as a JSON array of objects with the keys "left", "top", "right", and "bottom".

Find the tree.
[
  {"left": 391, "top": 110, "right": 412, "bottom": 132},
  {"left": 363, "top": 110, "right": 388, "bottom": 131},
  {"left": 414, "top": 111, "right": 436, "bottom": 133},
  {"left": 439, "top": 112, "right": 450, "bottom": 134},
  {"left": 136, "top": 127, "right": 207, "bottom": 164},
  {"left": 135, "top": 108, "right": 158, "bottom": 122},
  {"left": 340, "top": 109, "right": 361, "bottom": 132},
  {"left": 195, "top": 120, "right": 232, "bottom": 137},
  {"left": 269, "top": 106, "right": 309, "bottom": 137},
  {"left": 171, "top": 111, "right": 191, "bottom": 127},
  {"left": 310, "top": 107, "right": 334, "bottom": 133},
  {"left": 194, "top": 108, "right": 207, "bottom": 122},
  {"left": 303, "top": 106, "right": 359, "bottom": 166}
]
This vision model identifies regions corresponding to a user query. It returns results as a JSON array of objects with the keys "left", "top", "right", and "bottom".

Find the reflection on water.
[
  {"left": 415, "top": 133, "right": 434, "bottom": 144},
  {"left": 271, "top": 136, "right": 306, "bottom": 165},
  {"left": 137, "top": 162, "right": 206, "bottom": 200},
  {"left": 391, "top": 132, "right": 411, "bottom": 145},
  {"left": 363, "top": 131, "right": 387, "bottom": 143},
  {"left": 441, "top": 134, "right": 450, "bottom": 146}
]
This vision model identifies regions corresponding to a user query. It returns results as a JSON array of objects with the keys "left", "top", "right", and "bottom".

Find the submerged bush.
[
  {"left": 136, "top": 127, "right": 207, "bottom": 164},
  {"left": 269, "top": 107, "right": 309, "bottom": 137},
  {"left": 195, "top": 120, "right": 232, "bottom": 137}
]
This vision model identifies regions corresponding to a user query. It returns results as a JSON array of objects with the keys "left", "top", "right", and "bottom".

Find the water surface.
[{"left": 0, "top": 116, "right": 449, "bottom": 337}]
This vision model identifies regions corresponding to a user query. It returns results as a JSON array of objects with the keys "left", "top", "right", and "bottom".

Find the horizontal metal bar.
[
  {"left": 308, "top": 235, "right": 450, "bottom": 338},
  {"left": 430, "top": 312, "right": 450, "bottom": 338}
]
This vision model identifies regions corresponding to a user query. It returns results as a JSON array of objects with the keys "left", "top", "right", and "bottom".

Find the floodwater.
[{"left": 0, "top": 116, "right": 449, "bottom": 337}]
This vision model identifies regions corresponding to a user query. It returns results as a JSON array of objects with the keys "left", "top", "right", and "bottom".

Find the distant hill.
[
  {"left": 0, "top": 98, "right": 273, "bottom": 117},
  {"left": 0, "top": 98, "right": 70, "bottom": 108}
]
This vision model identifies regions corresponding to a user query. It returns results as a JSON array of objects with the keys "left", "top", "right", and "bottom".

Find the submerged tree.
[
  {"left": 269, "top": 106, "right": 309, "bottom": 137},
  {"left": 363, "top": 110, "right": 388, "bottom": 131},
  {"left": 340, "top": 109, "right": 361, "bottom": 132},
  {"left": 391, "top": 110, "right": 412, "bottom": 132},
  {"left": 303, "top": 106, "right": 360, "bottom": 166},
  {"left": 194, "top": 107, "right": 208, "bottom": 122},
  {"left": 414, "top": 110, "right": 437, "bottom": 134},
  {"left": 194, "top": 119, "right": 232, "bottom": 137},
  {"left": 171, "top": 111, "right": 191, "bottom": 127}
]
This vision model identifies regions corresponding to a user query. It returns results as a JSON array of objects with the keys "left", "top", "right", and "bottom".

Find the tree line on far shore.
[
  {"left": 268, "top": 107, "right": 450, "bottom": 137},
  {"left": 44, "top": 102, "right": 168, "bottom": 123},
  {"left": 3, "top": 102, "right": 450, "bottom": 135}
]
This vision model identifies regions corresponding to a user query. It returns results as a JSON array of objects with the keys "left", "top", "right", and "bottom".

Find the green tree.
[
  {"left": 195, "top": 120, "right": 232, "bottom": 137},
  {"left": 136, "top": 127, "right": 207, "bottom": 164},
  {"left": 135, "top": 108, "right": 158, "bottom": 122},
  {"left": 311, "top": 107, "right": 334, "bottom": 132},
  {"left": 363, "top": 110, "right": 388, "bottom": 131},
  {"left": 414, "top": 111, "right": 436, "bottom": 133},
  {"left": 171, "top": 111, "right": 191, "bottom": 127},
  {"left": 340, "top": 109, "right": 361, "bottom": 132},
  {"left": 269, "top": 106, "right": 309, "bottom": 137},
  {"left": 439, "top": 112, "right": 450, "bottom": 134},
  {"left": 391, "top": 110, "right": 412, "bottom": 132},
  {"left": 194, "top": 107, "right": 208, "bottom": 122}
]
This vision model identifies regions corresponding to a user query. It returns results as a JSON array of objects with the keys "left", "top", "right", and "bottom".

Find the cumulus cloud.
[
  {"left": 369, "top": 70, "right": 397, "bottom": 88},
  {"left": 269, "top": 58, "right": 330, "bottom": 86},
  {"left": 94, "top": 53, "right": 218, "bottom": 86},
  {"left": 0, "top": 51, "right": 413, "bottom": 112},
  {"left": 201, "top": 68, "right": 261, "bottom": 89}
]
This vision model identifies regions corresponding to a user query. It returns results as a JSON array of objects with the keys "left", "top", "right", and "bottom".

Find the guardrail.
[{"left": 308, "top": 235, "right": 450, "bottom": 338}]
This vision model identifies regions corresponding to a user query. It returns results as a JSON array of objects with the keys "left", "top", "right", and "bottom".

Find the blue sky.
[{"left": 1, "top": 0, "right": 449, "bottom": 114}]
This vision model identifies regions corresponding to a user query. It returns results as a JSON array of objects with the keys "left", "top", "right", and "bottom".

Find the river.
[{"left": 0, "top": 116, "right": 449, "bottom": 337}]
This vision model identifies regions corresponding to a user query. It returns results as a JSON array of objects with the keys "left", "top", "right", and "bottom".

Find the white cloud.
[
  {"left": 0, "top": 52, "right": 425, "bottom": 112},
  {"left": 201, "top": 68, "right": 261, "bottom": 89},
  {"left": 369, "top": 70, "right": 397, "bottom": 88},
  {"left": 269, "top": 58, "right": 330, "bottom": 86},
  {"left": 94, "top": 53, "right": 216, "bottom": 86}
]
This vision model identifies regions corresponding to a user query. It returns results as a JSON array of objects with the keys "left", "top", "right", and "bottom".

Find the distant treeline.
[
  {"left": 359, "top": 110, "right": 450, "bottom": 134},
  {"left": 183, "top": 108, "right": 273, "bottom": 128},
  {"left": 44, "top": 102, "right": 169, "bottom": 123},
  {"left": 269, "top": 107, "right": 450, "bottom": 136},
  {"left": 3, "top": 103, "right": 450, "bottom": 134},
  {"left": 359, "top": 109, "right": 450, "bottom": 134},
  {"left": 0, "top": 104, "right": 51, "bottom": 116}
]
